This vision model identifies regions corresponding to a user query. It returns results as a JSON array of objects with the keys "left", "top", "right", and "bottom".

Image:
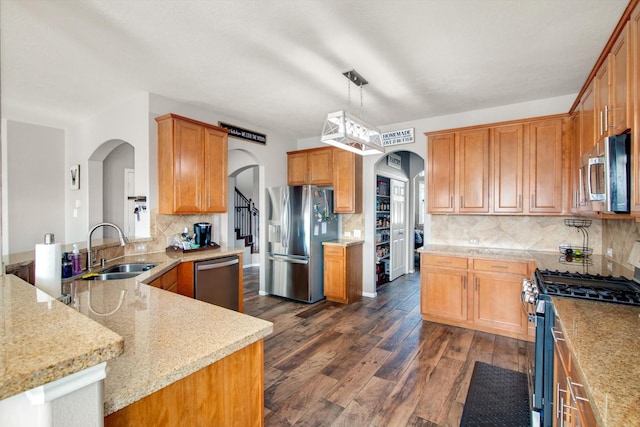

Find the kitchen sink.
[
  {"left": 83, "top": 272, "right": 143, "bottom": 281},
  {"left": 82, "top": 262, "right": 159, "bottom": 280},
  {"left": 99, "top": 262, "right": 158, "bottom": 274}
]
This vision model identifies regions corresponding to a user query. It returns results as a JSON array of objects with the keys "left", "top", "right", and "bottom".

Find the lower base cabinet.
[
  {"left": 323, "top": 242, "right": 363, "bottom": 304},
  {"left": 420, "top": 253, "right": 533, "bottom": 341},
  {"left": 553, "top": 320, "right": 597, "bottom": 427},
  {"left": 104, "top": 340, "right": 264, "bottom": 427}
]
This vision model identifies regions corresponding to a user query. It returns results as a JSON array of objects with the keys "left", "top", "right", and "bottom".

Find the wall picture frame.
[{"left": 70, "top": 164, "right": 80, "bottom": 190}]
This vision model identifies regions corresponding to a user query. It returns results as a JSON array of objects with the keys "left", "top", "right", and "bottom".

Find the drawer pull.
[
  {"left": 490, "top": 264, "right": 508, "bottom": 269},
  {"left": 437, "top": 260, "right": 453, "bottom": 264},
  {"left": 551, "top": 327, "right": 565, "bottom": 342}
]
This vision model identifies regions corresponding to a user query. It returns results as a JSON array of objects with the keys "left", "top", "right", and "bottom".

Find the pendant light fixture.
[{"left": 321, "top": 69, "right": 384, "bottom": 156}]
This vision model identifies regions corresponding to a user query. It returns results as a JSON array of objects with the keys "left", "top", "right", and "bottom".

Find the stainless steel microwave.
[{"left": 580, "top": 133, "right": 631, "bottom": 213}]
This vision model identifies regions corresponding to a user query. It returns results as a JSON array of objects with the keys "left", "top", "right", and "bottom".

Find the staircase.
[{"left": 234, "top": 187, "right": 259, "bottom": 255}]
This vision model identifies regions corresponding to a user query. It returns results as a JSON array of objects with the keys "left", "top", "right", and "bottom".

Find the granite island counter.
[{"left": 4, "top": 247, "right": 273, "bottom": 426}]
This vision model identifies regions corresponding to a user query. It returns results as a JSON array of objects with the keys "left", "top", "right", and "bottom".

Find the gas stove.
[{"left": 534, "top": 269, "right": 640, "bottom": 306}]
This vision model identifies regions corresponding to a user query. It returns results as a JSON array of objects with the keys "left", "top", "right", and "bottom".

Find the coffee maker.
[{"left": 193, "top": 222, "right": 212, "bottom": 247}]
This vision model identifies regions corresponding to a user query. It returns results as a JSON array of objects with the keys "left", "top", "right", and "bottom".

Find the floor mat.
[{"left": 459, "top": 361, "right": 530, "bottom": 427}]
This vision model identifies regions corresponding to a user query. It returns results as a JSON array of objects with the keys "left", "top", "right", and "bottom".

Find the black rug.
[{"left": 459, "top": 361, "right": 530, "bottom": 427}]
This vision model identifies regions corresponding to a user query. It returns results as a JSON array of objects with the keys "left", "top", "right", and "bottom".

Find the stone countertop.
[
  {"left": 0, "top": 274, "right": 124, "bottom": 401},
  {"left": 322, "top": 239, "right": 365, "bottom": 247},
  {"left": 64, "top": 247, "right": 273, "bottom": 415},
  {"left": 552, "top": 297, "right": 640, "bottom": 427}
]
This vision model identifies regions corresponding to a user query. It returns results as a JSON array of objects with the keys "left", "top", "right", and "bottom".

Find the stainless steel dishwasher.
[{"left": 194, "top": 255, "right": 240, "bottom": 311}]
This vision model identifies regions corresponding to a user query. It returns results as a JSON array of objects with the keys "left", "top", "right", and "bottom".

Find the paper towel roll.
[{"left": 35, "top": 242, "right": 62, "bottom": 298}]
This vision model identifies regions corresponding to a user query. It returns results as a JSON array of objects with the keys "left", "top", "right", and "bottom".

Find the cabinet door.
[
  {"left": 610, "top": 23, "right": 630, "bottom": 135},
  {"left": 203, "top": 126, "right": 228, "bottom": 212},
  {"left": 324, "top": 246, "right": 346, "bottom": 302},
  {"left": 528, "top": 119, "right": 564, "bottom": 213},
  {"left": 458, "top": 129, "right": 490, "bottom": 213},
  {"left": 287, "top": 152, "right": 308, "bottom": 185},
  {"left": 333, "top": 149, "right": 362, "bottom": 213},
  {"left": 427, "top": 133, "right": 456, "bottom": 213},
  {"left": 172, "top": 119, "right": 205, "bottom": 213},
  {"left": 579, "top": 81, "right": 596, "bottom": 153},
  {"left": 307, "top": 147, "right": 333, "bottom": 185},
  {"left": 633, "top": 6, "right": 640, "bottom": 213},
  {"left": 472, "top": 272, "right": 528, "bottom": 336},
  {"left": 421, "top": 268, "right": 468, "bottom": 322},
  {"left": 492, "top": 125, "right": 525, "bottom": 213},
  {"left": 595, "top": 57, "right": 610, "bottom": 143}
]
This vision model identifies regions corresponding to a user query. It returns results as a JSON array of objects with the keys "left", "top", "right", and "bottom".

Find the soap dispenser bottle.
[{"left": 71, "top": 244, "right": 82, "bottom": 275}]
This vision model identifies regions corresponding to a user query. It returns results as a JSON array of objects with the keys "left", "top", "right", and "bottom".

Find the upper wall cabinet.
[
  {"left": 426, "top": 115, "right": 568, "bottom": 215},
  {"left": 287, "top": 147, "right": 333, "bottom": 186},
  {"left": 594, "top": 22, "right": 631, "bottom": 144},
  {"left": 156, "top": 114, "right": 229, "bottom": 214},
  {"left": 287, "top": 147, "right": 362, "bottom": 213}
]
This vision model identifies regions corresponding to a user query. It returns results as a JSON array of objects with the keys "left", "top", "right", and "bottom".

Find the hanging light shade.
[
  {"left": 321, "top": 69, "right": 384, "bottom": 156},
  {"left": 321, "top": 110, "right": 384, "bottom": 155}
]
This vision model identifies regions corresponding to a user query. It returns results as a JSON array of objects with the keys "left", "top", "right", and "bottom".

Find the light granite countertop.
[
  {"left": 322, "top": 239, "right": 365, "bottom": 247},
  {"left": 0, "top": 274, "right": 124, "bottom": 401},
  {"left": 552, "top": 297, "right": 640, "bottom": 427},
  {"left": 3, "top": 246, "right": 273, "bottom": 416}
]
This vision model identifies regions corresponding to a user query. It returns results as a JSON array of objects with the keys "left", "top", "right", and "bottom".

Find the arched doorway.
[{"left": 88, "top": 139, "right": 135, "bottom": 238}]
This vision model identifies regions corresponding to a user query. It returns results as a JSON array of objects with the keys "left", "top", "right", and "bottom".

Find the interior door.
[{"left": 390, "top": 178, "right": 406, "bottom": 281}]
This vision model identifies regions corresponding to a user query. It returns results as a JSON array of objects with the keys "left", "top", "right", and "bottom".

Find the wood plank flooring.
[{"left": 243, "top": 267, "right": 533, "bottom": 427}]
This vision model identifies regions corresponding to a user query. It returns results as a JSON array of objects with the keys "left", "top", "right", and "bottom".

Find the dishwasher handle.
[{"left": 196, "top": 257, "right": 239, "bottom": 271}]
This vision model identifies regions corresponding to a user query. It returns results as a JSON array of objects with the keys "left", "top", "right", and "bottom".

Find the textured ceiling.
[{"left": 1, "top": 0, "right": 630, "bottom": 140}]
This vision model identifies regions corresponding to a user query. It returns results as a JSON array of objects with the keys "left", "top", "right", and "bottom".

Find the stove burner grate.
[{"left": 535, "top": 269, "right": 640, "bottom": 307}]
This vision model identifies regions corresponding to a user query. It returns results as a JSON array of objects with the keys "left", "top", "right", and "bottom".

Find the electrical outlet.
[
  {"left": 353, "top": 229, "right": 361, "bottom": 238},
  {"left": 607, "top": 247, "right": 613, "bottom": 257},
  {"left": 344, "top": 231, "right": 352, "bottom": 237}
]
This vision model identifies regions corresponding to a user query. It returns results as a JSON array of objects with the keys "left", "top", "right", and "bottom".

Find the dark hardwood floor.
[{"left": 243, "top": 267, "right": 533, "bottom": 427}]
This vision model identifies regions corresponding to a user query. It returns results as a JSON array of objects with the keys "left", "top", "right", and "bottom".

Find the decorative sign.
[
  {"left": 218, "top": 122, "right": 267, "bottom": 145},
  {"left": 381, "top": 128, "right": 414, "bottom": 147},
  {"left": 387, "top": 153, "right": 402, "bottom": 170}
]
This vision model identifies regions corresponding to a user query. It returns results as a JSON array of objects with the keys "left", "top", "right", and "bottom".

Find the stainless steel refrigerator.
[{"left": 266, "top": 185, "right": 340, "bottom": 303}]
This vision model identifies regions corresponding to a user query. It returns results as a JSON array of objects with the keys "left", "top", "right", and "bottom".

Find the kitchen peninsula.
[{"left": 2, "top": 247, "right": 273, "bottom": 426}]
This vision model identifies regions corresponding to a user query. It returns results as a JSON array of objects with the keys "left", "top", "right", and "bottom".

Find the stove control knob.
[{"left": 524, "top": 293, "right": 537, "bottom": 304}]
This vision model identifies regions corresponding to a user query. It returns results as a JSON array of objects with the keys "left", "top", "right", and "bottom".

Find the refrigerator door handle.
[
  {"left": 268, "top": 255, "right": 309, "bottom": 265},
  {"left": 282, "top": 190, "right": 288, "bottom": 249}
]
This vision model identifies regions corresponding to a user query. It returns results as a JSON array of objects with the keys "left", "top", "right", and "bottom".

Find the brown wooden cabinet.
[
  {"left": 420, "top": 254, "right": 468, "bottom": 323},
  {"left": 287, "top": 147, "right": 333, "bottom": 186},
  {"left": 552, "top": 321, "right": 597, "bottom": 427},
  {"left": 420, "top": 253, "right": 533, "bottom": 341},
  {"left": 156, "top": 114, "right": 229, "bottom": 214},
  {"left": 471, "top": 259, "right": 529, "bottom": 337},
  {"left": 287, "top": 147, "right": 362, "bottom": 213},
  {"left": 105, "top": 340, "right": 264, "bottom": 427},
  {"left": 426, "top": 128, "right": 490, "bottom": 214},
  {"left": 492, "top": 124, "right": 525, "bottom": 213},
  {"left": 427, "top": 133, "right": 456, "bottom": 213},
  {"left": 427, "top": 116, "right": 567, "bottom": 215},
  {"left": 148, "top": 266, "right": 178, "bottom": 293},
  {"left": 458, "top": 129, "right": 490, "bottom": 213},
  {"left": 528, "top": 118, "right": 565, "bottom": 214},
  {"left": 632, "top": 4, "right": 640, "bottom": 213},
  {"left": 332, "top": 149, "right": 363, "bottom": 213},
  {"left": 323, "top": 242, "right": 363, "bottom": 304}
]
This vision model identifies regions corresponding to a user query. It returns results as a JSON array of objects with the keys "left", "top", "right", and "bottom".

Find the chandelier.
[{"left": 321, "top": 70, "right": 384, "bottom": 156}]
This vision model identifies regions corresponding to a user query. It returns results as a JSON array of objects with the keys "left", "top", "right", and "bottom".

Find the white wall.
[
  {"left": 65, "top": 93, "right": 150, "bottom": 244},
  {"left": 299, "top": 94, "right": 576, "bottom": 297},
  {"left": 2, "top": 120, "right": 65, "bottom": 254},
  {"left": 103, "top": 142, "right": 134, "bottom": 237}
]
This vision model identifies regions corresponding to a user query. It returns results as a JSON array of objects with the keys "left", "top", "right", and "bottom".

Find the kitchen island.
[{"left": 3, "top": 247, "right": 273, "bottom": 426}]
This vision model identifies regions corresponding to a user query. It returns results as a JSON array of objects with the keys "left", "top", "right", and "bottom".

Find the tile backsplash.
[
  {"left": 429, "top": 215, "right": 603, "bottom": 254},
  {"left": 602, "top": 218, "right": 640, "bottom": 269}
]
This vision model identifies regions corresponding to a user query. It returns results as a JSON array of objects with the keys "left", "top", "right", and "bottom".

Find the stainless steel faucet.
[{"left": 87, "top": 222, "right": 128, "bottom": 271}]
